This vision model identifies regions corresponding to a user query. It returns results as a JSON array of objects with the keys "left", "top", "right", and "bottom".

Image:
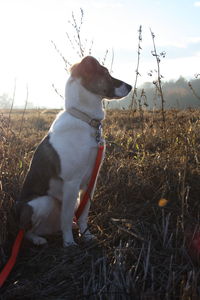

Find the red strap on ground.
[
  {"left": 75, "top": 144, "right": 104, "bottom": 220},
  {"left": 0, "top": 228, "right": 24, "bottom": 288}
]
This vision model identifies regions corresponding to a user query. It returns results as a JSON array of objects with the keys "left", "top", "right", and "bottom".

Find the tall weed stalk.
[
  {"left": 150, "top": 29, "right": 166, "bottom": 136},
  {"left": 130, "top": 25, "right": 142, "bottom": 110}
]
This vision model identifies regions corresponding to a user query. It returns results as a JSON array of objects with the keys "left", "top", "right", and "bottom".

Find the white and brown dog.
[{"left": 18, "top": 56, "right": 132, "bottom": 247}]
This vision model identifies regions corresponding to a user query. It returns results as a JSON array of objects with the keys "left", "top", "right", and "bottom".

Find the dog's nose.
[
  {"left": 127, "top": 83, "right": 132, "bottom": 93},
  {"left": 114, "top": 82, "right": 132, "bottom": 98}
]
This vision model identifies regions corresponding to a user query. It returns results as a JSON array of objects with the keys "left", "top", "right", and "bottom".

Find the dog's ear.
[
  {"left": 70, "top": 56, "right": 99, "bottom": 79},
  {"left": 80, "top": 56, "right": 98, "bottom": 75}
]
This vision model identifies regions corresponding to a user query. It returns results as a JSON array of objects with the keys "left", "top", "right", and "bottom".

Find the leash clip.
[{"left": 96, "top": 123, "right": 102, "bottom": 143}]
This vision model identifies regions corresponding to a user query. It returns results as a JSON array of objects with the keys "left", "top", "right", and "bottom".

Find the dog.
[{"left": 17, "top": 56, "right": 132, "bottom": 247}]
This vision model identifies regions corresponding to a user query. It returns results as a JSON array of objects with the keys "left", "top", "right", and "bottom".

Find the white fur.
[
  {"left": 65, "top": 78, "right": 105, "bottom": 121},
  {"left": 26, "top": 77, "right": 105, "bottom": 246}
]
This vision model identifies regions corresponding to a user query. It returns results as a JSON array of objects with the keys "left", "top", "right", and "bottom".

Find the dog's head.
[{"left": 70, "top": 56, "right": 132, "bottom": 100}]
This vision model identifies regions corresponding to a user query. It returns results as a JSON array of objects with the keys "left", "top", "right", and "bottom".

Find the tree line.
[{"left": 107, "top": 76, "right": 200, "bottom": 110}]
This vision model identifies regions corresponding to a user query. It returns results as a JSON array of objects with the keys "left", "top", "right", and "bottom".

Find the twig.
[
  {"left": 51, "top": 40, "right": 71, "bottom": 71},
  {"left": 130, "top": 25, "right": 142, "bottom": 110},
  {"left": 52, "top": 84, "right": 64, "bottom": 100},
  {"left": 19, "top": 85, "right": 29, "bottom": 136},
  {"left": 111, "top": 219, "right": 146, "bottom": 242},
  {"left": 8, "top": 78, "right": 16, "bottom": 129},
  {"left": 102, "top": 49, "right": 109, "bottom": 66},
  {"left": 150, "top": 28, "right": 166, "bottom": 136},
  {"left": 70, "top": 8, "right": 84, "bottom": 58},
  {"left": 188, "top": 82, "right": 200, "bottom": 101},
  {"left": 110, "top": 48, "right": 114, "bottom": 74}
]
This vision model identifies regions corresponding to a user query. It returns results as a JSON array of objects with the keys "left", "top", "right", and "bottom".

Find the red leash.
[
  {"left": 0, "top": 229, "right": 24, "bottom": 288},
  {"left": 75, "top": 143, "right": 104, "bottom": 220},
  {"left": 0, "top": 143, "right": 104, "bottom": 288}
]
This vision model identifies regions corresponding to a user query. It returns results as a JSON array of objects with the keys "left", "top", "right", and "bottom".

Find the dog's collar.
[{"left": 66, "top": 107, "right": 102, "bottom": 129}]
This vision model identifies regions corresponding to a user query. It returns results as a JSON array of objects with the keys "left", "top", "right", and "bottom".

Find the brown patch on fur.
[
  {"left": 70, "top": 57, "right": 99, "bottom": 82},
  {"left": 19, "top": 203, "right": 33, "bottom": 230},
  {"left": 69, "top": 56, "right": 112, "bottom": 97},
  {"left": 69, "top": 56, "right": 131, "bottom": 99},
  {"left": 19, "top": 135, "right": 61, "bottom": 203}
]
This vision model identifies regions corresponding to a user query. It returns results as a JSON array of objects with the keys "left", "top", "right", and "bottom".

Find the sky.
[{"left": 0, "top": 0, "right": 200, "bottom": 108}]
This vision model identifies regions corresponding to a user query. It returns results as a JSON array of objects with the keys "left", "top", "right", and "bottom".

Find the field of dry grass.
[{"left": 1, "top": 108, "right": 200, "bottom": 299}]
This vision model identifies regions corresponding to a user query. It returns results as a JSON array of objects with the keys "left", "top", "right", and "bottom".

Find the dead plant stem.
[
  {"left": 150, "top": 29, "right": 166, "bottom": 137},
  {"left": 130, "top": 25, "right": 142, "bottom": 110}
]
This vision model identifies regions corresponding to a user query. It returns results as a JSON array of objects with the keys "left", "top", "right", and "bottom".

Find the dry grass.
[{"left": 1, "top": 108, "right": 200, "bottom": 299}]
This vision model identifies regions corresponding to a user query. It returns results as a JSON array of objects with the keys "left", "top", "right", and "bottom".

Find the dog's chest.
[{"left": 49, "top": 114, "right": 101, "bottom": 182}]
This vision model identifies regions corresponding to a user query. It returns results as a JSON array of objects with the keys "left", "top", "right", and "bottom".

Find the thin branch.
[
  {"left": 51, "top": 40, "right": 71, "bottom": 71},
  {"left": 19, "top": 85, "right": 29, "bottom": 136},
  {"left": 8, "top": 78, "right": 16, "bottom": 128},
  {"left": 130, "top": 25, "right": 142, "bottom": 110},
  {"left": 110, "top": 48, "right": 114, "bottom": 74},
  {"left": 188, "top": 82, "right": 200, "bottom": 101},
  {"left": 52, "top": 84, "right": 64, "bottom": 100},
  {"left": 150, "top": 28, "right": 166, "bottom": 129},
  {"left": 70, "top": 8, "right": 84, "bottom": 57}
]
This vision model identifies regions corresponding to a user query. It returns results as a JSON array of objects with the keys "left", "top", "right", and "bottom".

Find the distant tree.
[{"left": 175, "top": 76, "right": 188, "bottom": 88}]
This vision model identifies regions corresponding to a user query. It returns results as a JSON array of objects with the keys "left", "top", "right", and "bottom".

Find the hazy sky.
[{"left": 0, "top": 0, "right": 200, "bottom": 108}]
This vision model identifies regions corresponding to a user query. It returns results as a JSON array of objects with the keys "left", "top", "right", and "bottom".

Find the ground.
[{"left": 1, "top": 108, "right": 200, "bottom": 299}]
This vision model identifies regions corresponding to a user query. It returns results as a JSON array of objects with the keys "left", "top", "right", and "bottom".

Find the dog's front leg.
[
  {"left": 77, "top": 190, "right": 95, "bottom": 241},
  {"left": 61, "top": 181, "right": 79, "bottom": 247}
]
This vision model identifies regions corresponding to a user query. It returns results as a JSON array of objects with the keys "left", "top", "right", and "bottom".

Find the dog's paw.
[
  {"left": 81, "top": 232, "right": 96, "bottom": 242},
  {"left": 26, "top": 232, "right": 48, "bottom": 245},
  {"left": 32, "top": 236, "right": 48, "bottom": 245},
  {"left": 63, "top": 240, "right": 78, "bottom": 248}
]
